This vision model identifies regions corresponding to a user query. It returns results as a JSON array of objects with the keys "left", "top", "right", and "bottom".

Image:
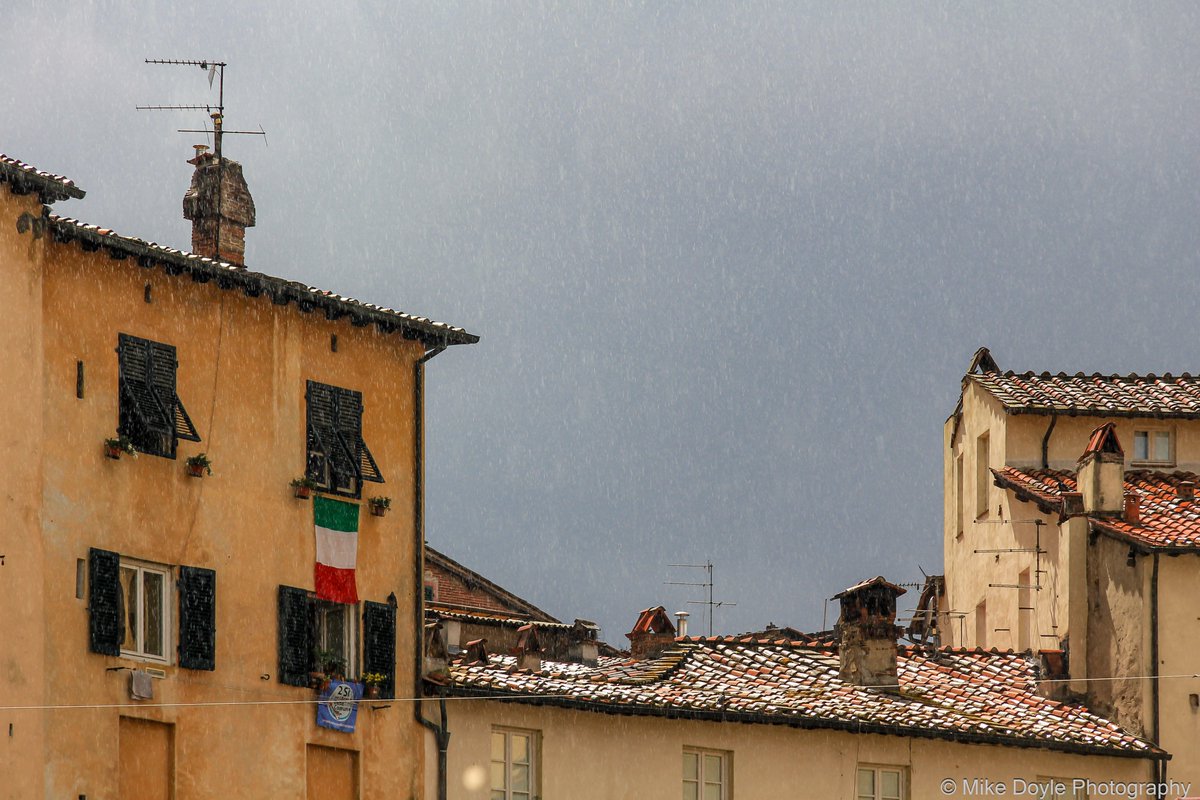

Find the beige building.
[
  {"left": 943, "top": 347, "right": 1200, "bottom": 793},
  {"left": 0, "top": 151, "right": 475, "bottom": 798},
  {"left": 422, "top": 575, "right": 1164, "bottom": 800}
]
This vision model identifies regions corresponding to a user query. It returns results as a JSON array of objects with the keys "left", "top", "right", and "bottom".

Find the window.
[
  {"left": 277, "top": 587, "right": 397, "bottom": 697},
  {"left": 305, "top": 380, "right": 383, "bottom": 498},
  {"left": 117, "top": 333, "right": 200, "bottom": 458},
  {"left": 857, "top": 766, "right": 905, "bottom": 800},
  {"left": 314, "top": 599, "right": 358, "bottom": 678},
  {"left": 492, "top": 728, "right": 538, "bottom": 800},
  {"left": 88, "top": 549, "right": 216, "bottom": 669},
  {"left": 1133, "top": 429, "right": 1173, "bottom": 465},
  {"left": 683, "top": 747, "right": 730, "bottom": 800},
  {"left": 975, "top": 599, "right": 988, "bottom": 648},
  {"left": 975, "top": 431, "right": 990, "bottom": 519},
  {"left": 120, "top": 560, "right": 170, "bottom": 661}
]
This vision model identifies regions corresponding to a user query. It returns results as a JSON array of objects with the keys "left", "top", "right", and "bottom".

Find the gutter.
[
  {"left": 418, "top": 694, "right": 451, "bottom": 800},
  {"left": 439, "top": 686, "right": 1168, "bottom": 762},
  {"left": 1040, "top": 416, "right": 1057, "bottom": 469},
  {"left": 1151, "top": 553, "right": 1161, "bottom": 783}
]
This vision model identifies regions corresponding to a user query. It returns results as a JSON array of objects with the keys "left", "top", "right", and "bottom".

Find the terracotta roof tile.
[
  {"left": 994, "top": 466, "right": 1200, "bottom": 549},
  {"left": 444, "top": 640, "right": 1160, "bottom": 757},
  {"left": 0, "top": 154, "right": 85, "bottom": 202},
  {"left": 971, "top": 372, "right": 1200, "bottom": 418}
]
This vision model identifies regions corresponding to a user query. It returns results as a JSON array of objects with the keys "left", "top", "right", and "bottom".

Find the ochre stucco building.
[
  {"left": 0, "top": 152, "right": 475, "bottom": 798},
  {"left": 943, "top": 347, "right": 1200, "bottom": 794}
]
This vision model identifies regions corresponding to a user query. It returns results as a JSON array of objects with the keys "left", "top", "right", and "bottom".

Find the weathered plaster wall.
[
  {"left": 0, "top": 187, "right": 49, "bottom": 800},
  {"left": 9, "top": 220, "right": 431, "bottom": 798},
  {"left": 428, "top": 699, "right": 1156, "bottom": 800},
  {"left": 1085, "top": 534, "right": 1150, "bottom": 738},
  {"left": 1154, "top": 555, "right": 1200, "bottom": 794}
]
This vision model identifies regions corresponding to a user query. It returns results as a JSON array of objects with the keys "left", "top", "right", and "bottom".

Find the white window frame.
[
  {"left": 119, "top": 559, "right": 172, "bottom": 664},
  {"left": 313, "top": 599, "right": 358, "bottom": 679},
  {"left": 856, "top": 764, "right": 906, "bottom": 800},
  {"left": 1132, "top": 427, "right": 1174, "bottom": 466},
  {"left": 683, "top": 747, "right": 731, "bottom": 800},
  {"left": 491, "top": 727, "right": 539, "bottom": 800}
]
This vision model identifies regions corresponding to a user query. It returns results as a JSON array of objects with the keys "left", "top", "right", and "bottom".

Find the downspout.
[
  {"left": 414, "top": 344, "right": 448, "bottom": 799},
  {"left": 1040, "top": 415, "right": 1057, "bottom": 470},
  {"left": 1151, "top": 552, "right": 1161, "bottom": 785},
  {"left": 418, "top": 695, "right": 451, "bottom": 800}
]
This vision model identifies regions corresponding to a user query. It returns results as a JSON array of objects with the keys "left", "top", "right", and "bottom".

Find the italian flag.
[{"left": 314, "top": 496, "right": 359, "bottom": 604}]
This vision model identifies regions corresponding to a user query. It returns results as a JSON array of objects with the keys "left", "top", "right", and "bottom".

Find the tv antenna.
[
  {"left": 138, "top": 59, "right": 266, "bottom": 158},
  {"left": 137, "top": 59, "right": 265, "bottom": 263},
  {"left": 665, "top": 561, "right": 737, "bottom": 636}
]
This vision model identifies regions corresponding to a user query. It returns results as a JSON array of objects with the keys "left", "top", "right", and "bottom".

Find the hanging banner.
[{"left": 316, "top": 680, "right": 363, "bottom": 733}]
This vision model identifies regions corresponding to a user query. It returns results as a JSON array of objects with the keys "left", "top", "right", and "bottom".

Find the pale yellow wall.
[
  {"left": 1154, "top": 555, "right": 1200, "bottom": 794},
  {"left": 0, "top": 189, "right": 50, "bottom": 800},
  {"left": 429, "top": 699, "right": 1155, "bottom": 800},
  {"left": 0, "top": 199, "right": 433, "bottom": 799}
]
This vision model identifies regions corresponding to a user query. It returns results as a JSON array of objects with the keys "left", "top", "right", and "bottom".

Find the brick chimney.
[
  {"left": 834, "top": 577, "right": 906, "bottom": 688},
  {"left": 182, "top": 145, "right": 256, "bottom": 265},
  {"left": 513, "top": 625, "right": 542, "bottom": 672},
  {"left": 1077, "top": 423, "right": 1125, "bottom": 516},
  {"left": 626, "top": 606, "right": 677, "bottom": 660}
]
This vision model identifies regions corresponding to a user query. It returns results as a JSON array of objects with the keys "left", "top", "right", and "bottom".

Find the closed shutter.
[
  {"left": 362, "top": 601, "right": 396, "bottom": 699},
  {"left": 278, "top": 585, "right": 314, "bottom": 686},
  {"left": 178, "top": 566, "right": 216, "bottom": 670},
  {"left": 88, "top": 548, "right": 123, "bottom": 656}
]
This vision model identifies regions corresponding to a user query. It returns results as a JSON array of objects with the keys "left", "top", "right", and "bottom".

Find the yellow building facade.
[
  {"left": 943, "top": 348, "right": 1200, "bottom": 794},
  {"left": 0, "top": 154, "right": 475, "bottom": 798}
]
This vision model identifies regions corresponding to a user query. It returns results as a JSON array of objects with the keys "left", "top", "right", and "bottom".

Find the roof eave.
[
  {"left": 435, "top": 684, "right": 1166, "bottom": 761},
  {"left": 46, "top": 217, "right": 478, "bottom": 348}
]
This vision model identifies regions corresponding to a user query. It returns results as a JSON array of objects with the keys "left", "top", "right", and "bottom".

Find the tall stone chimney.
[
  {"left": 834, "top": 577, "right": 906, "bottom": 688},
  {"left": 1077, "top": 423, "right": 1125, "bottom": 516},
  {"left": 182, "top": 145, "right": 256, "bottom": 265}
]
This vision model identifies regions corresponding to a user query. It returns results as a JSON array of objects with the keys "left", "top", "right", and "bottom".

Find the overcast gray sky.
[{"left": 6, "top": 2, "right": 1200, "bottom": 643}]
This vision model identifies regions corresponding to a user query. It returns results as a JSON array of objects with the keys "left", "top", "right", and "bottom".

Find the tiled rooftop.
[
  {"left": 0, "top": 154, "right": 85, "bottom": 202},
  {"left": 970, "top": 371, "right": 1200, "bottom": 418},
  {"left": 444, "top": 638, "right": 1160, "bottom": 758},
  {"left": 427, "top": 604, "right": 576, "bottom": 632},
  {"left": 993, "top": 466, "right": 1200, "bottom": 549}
]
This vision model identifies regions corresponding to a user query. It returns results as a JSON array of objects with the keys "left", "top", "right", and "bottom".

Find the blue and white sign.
[{"left": 316, "top": 680, "right": 363, "bottom": 733}]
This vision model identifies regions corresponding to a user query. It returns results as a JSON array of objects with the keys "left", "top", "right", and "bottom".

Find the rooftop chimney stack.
[
  {"left": 182, "top": 140, "right": 255, "bottom": 266},
  {"left": 1178, "top": 481, "right": 1195, "bottom": 502},
  {"left": 1077, "top": 423, "right": 1125, "bottom": 516},
  {"left": 834, "top": 577, "right": 907, "bottom": 688},
  {"left": 513, "top": 625, "right": 543, "bottom": 673},
  {"left": 626, "top": 606, "right": 677, "bottom": 660}
]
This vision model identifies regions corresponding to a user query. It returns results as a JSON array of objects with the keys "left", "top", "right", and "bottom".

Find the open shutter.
[
  {"left": 278, "top": 585, "right": 313, "bottom": 686},
  {"left": 88, "top": 548, "right": 123, "bottom": 656},
  {"left": 119, "top": 334, "right": 188, "bottom": 456},
  {"left": 154, "top": 342, "right": 200, "bottom": 442},
  {"left": 179, "top": 566, "right": 216, "bottom": 670},
  {"left": 362, "top": 601, "right": 397, "bottom": 699},
  {"left": 338, "top": 389, "right": 383, "bottom": 483}
]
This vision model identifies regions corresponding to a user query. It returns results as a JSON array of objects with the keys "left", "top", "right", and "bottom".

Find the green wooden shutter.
[
  {"left": 88, "top": 548, "right": 123, "bottom": 656},
  {"left": 362, "top": 600, "right": 396, "bottom": 699},
  {"left": 277, "top": 585, "right": 313, "bottom": 686},
  {"left": 179, "top": 566, "right": 216, "bottom": 670}
]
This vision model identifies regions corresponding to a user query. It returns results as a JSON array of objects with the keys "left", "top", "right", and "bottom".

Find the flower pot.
[
  {"left": 294, "top": 485, "right": 312, "bottom": 500},
  {"left": 186, "top": 462, "right": 206, "bottom": 478},
  {"left": 364, "top": 684, "right": 381, "bottom": 700},
  {"left": 369, "top": 504, "right": 387, "bottom": 517},
  {"left": 105, "top": 444, "right": 121, "bottom": 460},
  {"left": 309, "top": 672, "right": 328, "bottom": 691}
]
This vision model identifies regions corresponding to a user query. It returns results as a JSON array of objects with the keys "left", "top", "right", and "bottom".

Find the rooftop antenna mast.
[
  {"left": 665, "top": 561, "right": 737, "bottom": 636},
  {"left": 137, "top": 59, "right": 265, "bottom": 261}
]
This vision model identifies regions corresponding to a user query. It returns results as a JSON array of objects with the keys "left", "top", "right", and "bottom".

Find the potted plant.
[
  {"left": 291, "top": 476, "right": 318, "bottom": 499},
  {"left": 104, "top": 435, "right": 137, "bottom": 460},
  {"left": 368, "top": 496, "right": 391, "bottom": 517},
  {"left": 362, "top": 672, "right": 386, "bottom": 699},
  {"left": 311, "top": 649, "right": 346, "bottom": 692},
  {"left": 185, "top": 452, "right": 212, "bottom": 478}
]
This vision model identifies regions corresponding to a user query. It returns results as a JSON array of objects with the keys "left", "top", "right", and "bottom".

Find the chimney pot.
[
  {"left": 675, "top": 611, "right": 690, "bottom": 638},
  {"left": 1178, "top": 481, "right": 1195, "bottom": 502},
  {"left": 1124, "top": 493, "right": 1142, "bottom": 525}
]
